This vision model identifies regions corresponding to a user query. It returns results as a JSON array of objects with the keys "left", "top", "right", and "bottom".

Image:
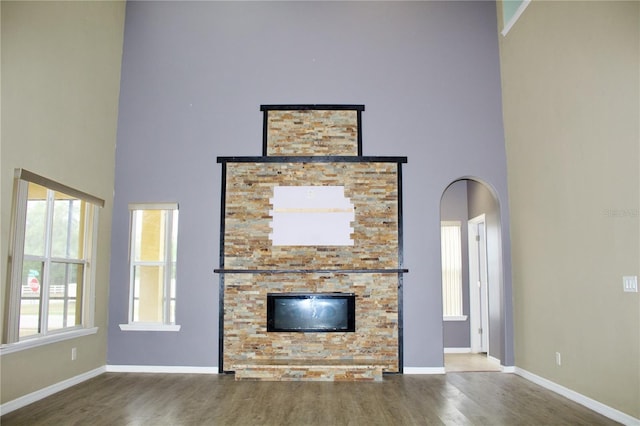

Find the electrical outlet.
[
  {"left": 555, "top": 352, "right": 561, "bottom": 366},
  {"left": 71, "top": 347, "right": 77, "bottom": 361},
  {"left": 623, "top": 276, "right": 638, "bottom": 292}
]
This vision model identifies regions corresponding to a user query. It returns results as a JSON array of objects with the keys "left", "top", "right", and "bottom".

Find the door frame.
[{"left": 468, "top": 214, "right": 489, "bottom": 354}]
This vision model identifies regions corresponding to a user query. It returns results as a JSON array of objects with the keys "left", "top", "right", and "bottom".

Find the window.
[
  {"left": 501, "top": 0, "right": 531, "bottom": 36},
  {"left": 120, "top": 203, "right": 179, "bottom": 331},
  {"left": 4, "top": 169, "right": 102, "bottom": 346},
  {"left": 441, "top": 221, "right": 466, "bottom": 320}
]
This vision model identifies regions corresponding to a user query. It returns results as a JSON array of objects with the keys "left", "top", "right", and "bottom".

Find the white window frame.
[
  {"left": 1, "top": 169, "right": 101, "bottom": 354},
  {"left": 119, "top": 203, "right": 180, "bottom": 332},
  {"left": 441, "top": 221, "right": 467, "bottom": 321}
]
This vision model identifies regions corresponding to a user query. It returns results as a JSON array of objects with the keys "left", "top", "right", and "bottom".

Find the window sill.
[
  {"left": 0, "top": 327, "right": 98, "bottom": 356},
  {"left": 119, "top": 323, "right": 181, "bottom": 332},
  {"left": 443, "top": 316, "right": 468, "bottom": 322}
]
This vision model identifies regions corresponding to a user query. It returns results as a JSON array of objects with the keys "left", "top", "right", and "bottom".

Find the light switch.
[{"left": 623, "top": 276, "right": 638, "bottom": 292}]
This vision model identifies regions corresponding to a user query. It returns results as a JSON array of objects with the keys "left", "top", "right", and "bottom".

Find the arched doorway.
[{"left": 440, "top": 178, "right": 505, "bottom": 372}]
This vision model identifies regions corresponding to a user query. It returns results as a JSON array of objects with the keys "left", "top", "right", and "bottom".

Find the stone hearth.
[{"left": 233, "top": 359, "right": 384, "bottom": 382}]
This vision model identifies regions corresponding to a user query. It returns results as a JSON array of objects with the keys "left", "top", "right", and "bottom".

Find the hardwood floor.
[{"left": 1, "top": 372, "right": 618, "bottom": 425}]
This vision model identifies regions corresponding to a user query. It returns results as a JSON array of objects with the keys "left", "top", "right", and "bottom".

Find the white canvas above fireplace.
[{"left": 269, "top": 185, "right": 355, "bottom": 246}]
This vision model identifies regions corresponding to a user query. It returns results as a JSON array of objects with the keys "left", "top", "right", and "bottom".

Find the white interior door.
[{"left": 468, "top": 215, "right": 489, "bottom": 353}]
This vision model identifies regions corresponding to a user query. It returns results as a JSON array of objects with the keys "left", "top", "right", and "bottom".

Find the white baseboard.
[
  {"left": 1, "top": 366, "right": 105, "bottom": 416},
  {"left": 105, "top": 365, "right": 219, "bottom": 374},
  {"left": 487, "top": 355, "right": 501, "bottom": 365},
  {"left": 444, "top": 347, "right": 471, "bottom": 354},
  {"left": 403, "top": 367, "right": 446, "bottom": 375},
  {"left": 515, "top": 367, "right": 640, "bottom": 426}
]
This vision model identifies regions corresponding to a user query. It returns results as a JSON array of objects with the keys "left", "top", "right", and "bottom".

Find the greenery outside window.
[
  {"left": 119, "top": 203, "right": 180, "bottom": 332},
  {"left": 3, "top": 169, "right": 102, "bottom": 347}
]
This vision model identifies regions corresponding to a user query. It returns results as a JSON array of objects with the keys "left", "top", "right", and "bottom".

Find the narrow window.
[
  {"left": 441, "top": 221, "right": 464, "bottom": 319},
  {"left": 4, "top": 169, "right": 102, "bottom": 345},
  {"left": 120, "top": 203, "right": 179, "bottom": 331}
]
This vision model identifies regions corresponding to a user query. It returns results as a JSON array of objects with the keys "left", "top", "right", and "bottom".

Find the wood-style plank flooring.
[
  {"left": 444, "top": 353, "right": 502, "bottom": 373},
  {"left": 1, "top": 371, "right": 619, "bottom": 425}
]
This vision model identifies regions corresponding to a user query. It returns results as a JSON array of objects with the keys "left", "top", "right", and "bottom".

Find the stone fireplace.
[{"left": 215, "top": 105, "right": 407, "bottom": 381}]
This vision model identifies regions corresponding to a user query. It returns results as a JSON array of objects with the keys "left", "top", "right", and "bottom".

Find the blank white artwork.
[{"left": 269, "top": 186, "right": 355, "bottom": 246}]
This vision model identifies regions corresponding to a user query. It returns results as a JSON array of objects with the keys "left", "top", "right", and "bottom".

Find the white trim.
[
  {"left": 515, "top": 367, "right": 640, "bottom": 425},
  {"left": 440, "top": 220, "right": 461, "bottom": 227},
  {"left": 118, "top": 323, "right": 181, "bottom": 332},
  {"left": 488, "top": 355, "right": 501, "bottom": 365},
  {"left": 0, "top": 366, "right": 105, "bottom": 415},
  {"left": 128, "top": 202, "right": 178, "bottom": 211},
  {"left": 85, "top": 211, "right": 99, "bottom": 329},
  {"left": 443, "top": 315, "right": 468, "bottom": 321},
  {"left": 127, "top": 209, "right": 136, "bottom": 321},
  {"left": 501, "top": 365, "right": 516, "bottom": 373},
  {"left": 444, "top": 347, "right": 472, "bottom": 354},
  {"left": 468, "top": 214, "right": 489, "bottom": 354},
  {"left": 0, "top": 327, "right": 98, "bottom": 355},
  {"left": 105, "top": 365, "right": 218, "bottom": 374},
  {"left": 16, "top": 168, "right": 105, "bottom": 207},
  {"left": 403, "top": 367, "right": 446, "bottom": 375},
  {"left": 501, "top": 0, "right": 531, "bottom": 36},
  {"left": 5, "top": 178, "right": 29, "bottom": 343}
]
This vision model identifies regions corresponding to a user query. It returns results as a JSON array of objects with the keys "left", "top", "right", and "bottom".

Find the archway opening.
[{"left": 440, "top": 178, "right": 504, "bottom": 372}]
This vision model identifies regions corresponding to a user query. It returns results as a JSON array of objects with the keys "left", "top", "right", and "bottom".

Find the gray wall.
[{"left": 107, "top": 1, "right": 513, "bottom": 368}]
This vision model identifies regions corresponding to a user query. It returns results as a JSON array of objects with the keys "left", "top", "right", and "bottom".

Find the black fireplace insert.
[{"left": 267, "top": 292, "right": 355, "bottom": 332}]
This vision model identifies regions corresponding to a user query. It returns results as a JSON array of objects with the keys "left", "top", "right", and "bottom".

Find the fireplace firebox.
[{"left": 267, "top": 293, "right": 355, "bottom": 332}]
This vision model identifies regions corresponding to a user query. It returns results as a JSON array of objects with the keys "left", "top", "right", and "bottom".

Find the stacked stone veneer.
[
  {"left": 220, "top": 105, "right": 403, "bottom": 378},
  {"left": 224, "top": 272, "right": 398, "bottom": 372},
  {"left": 224, "top": 162, "right": 399, "bottom": 270},
  {"left": 264, "top": 109, "right": 359, "bottom": 156},
  {"left": 233, "top": 361, "right": 384, "bottom": 382}
]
